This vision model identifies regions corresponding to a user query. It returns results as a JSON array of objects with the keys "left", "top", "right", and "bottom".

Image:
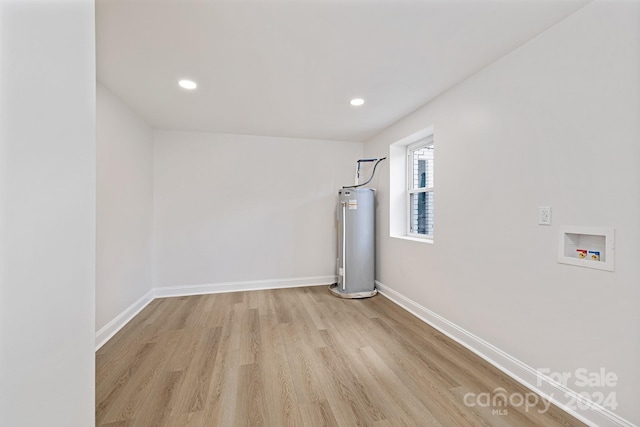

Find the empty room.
[{"left": 1, "top": 0, "right": 639, "bottom": 426}]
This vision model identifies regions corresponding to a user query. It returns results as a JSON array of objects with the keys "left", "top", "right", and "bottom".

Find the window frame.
[{"left": 406, "top": 137, "right": 434, "bottom": 239}]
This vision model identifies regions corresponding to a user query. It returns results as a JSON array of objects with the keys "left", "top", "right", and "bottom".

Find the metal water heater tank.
[{"left": 329, "top": 187, "right": 376, "bottom": 298}]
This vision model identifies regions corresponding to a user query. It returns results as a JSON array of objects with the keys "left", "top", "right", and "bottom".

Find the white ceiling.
[{"left": 96, "top": 0, "right": 589, "bottom": 142}]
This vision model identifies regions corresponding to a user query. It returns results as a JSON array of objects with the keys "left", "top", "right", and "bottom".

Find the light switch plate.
[{"left": 539, "top": 206, "right": 551, "bottom": 225}]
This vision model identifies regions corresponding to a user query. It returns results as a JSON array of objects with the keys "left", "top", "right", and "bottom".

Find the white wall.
[
  {"left": 365, "top": 0, "right": 639, "bottom": 424},
  {"left": 0, "top": 1, "right": 96, "bottom": 426},
  {"left": 153, "top": 131, "right": 362, "bottom": 289},
  {"left": 96, "top": 83, "right": 153, "bottom": 332}
]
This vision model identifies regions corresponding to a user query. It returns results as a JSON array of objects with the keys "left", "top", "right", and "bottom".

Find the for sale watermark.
[
  {"left": 536, "top": 367, "right": 618, "bottom": 411},
  {"left": 536, "top": 367, "right": 617, "bottom": 388},
  {"left": 462, "top": 368, "right": 618, "bottom": 416}
]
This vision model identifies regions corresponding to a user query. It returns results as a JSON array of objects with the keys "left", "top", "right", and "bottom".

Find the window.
[
  {"left": 407, "top": 137, "right": 434, "bottom": 238},
  {"left": 389, "top": 125, "right": 434, "bottom": 242}
]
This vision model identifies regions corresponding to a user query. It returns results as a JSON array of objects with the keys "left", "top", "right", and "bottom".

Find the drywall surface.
[
  {"left": 365, "top": 0, "right": 639, "bottom": 423},
  {"left": 153, "top": 130, "right": 363, "bottom": 288},
  {"left": 96, "top": 83, "right": 153, "bottom": 332},
  {"left": 0, "top": 1, "right": 96, "bottom": 425}
]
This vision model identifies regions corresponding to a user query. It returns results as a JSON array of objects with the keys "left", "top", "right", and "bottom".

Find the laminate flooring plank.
[
  {"left": 343, "top": 345, "right": 422, "bottom": 426},
  {"left": 96, "top": 299, "right": 175, "bottom": 408},
  {"left": 312, "top": 346, "right": 373, "bottom": 427},
  {"left": 135, "top": 369, "right": 184, "bottom": 426},
  {"left": 194, "top": 294, "right": 217, "bottom": 327},
  {"left": 317, "top": 331, "right": 387, "bottom": 424},
  {"left": 234, "top": 362, "right": 268, "bottom": 427},
  {"left": 318, "top": 299, "right": 370, "bottom": 350},
  {"left": 174, "top": 297, "right": 197, "bottom": 331},
  {"left": 280, "top": 321, "right": 326, "bottom": 404},
  {"left": 308, "top": 285, "right": 331, "bottom": 303},
  {"left": 347, "top": 295, "right": 384, "bottom": 320},
  {"left": 299, "top": 399, "right": 340, "bottom": 427},
  {"left": 200, "top": 305, "right": 242, "bottom": 427},
  {"left": 167, "top": 327, "right": 203, "bottom": 372},
  {"left": 259, "top": 310, "right": 305, "bottom": 427},
  {"left": 370, "top": 316, "right": 461, "bottom": 389},
  {"left": 98, "top": 299, "right": 161, "bottom": 355},
  {"left": 271, "top": 288, "right": 294, "bottom": 324},
  {"left": 230, "top": 291, "right": 244, "bottom": 304},
  {"left": 201, "top": 347, "right": 240, "bottom": 426},
  {"left": 202, "top": 292, "right": 232, "bottom": 328},
  {"left": 161, "top": 411, "right": 204, "bottom": 427},
  {"left": 296, "top": 287, "right": 329, "bottom": 330},
  {"left": 140, "top": 298, "right": 171, "bottom": 326},
  {"left": 358, "top": 345, "right": 443, "bottom": 427},
  {"left": 246, "top": 288, "right": 262, "bottom": 310},
  {"left": 150, "top": 297, "right": 187, "bottom": 333},
  {"left": 238, "top": 307, "right": 261, "bottom": 365},
  {"left": 100, "top": 329, "right": 183, "bottom": 425},
  {"left": 286, "top": 292, "right": 327, "bottom": 349},
  {"left": 379, "top": 312, "right": 502, "bottom": 388},
  {"left": 180, "top": 295, "right": 209, "bottom": 329},
  {"left": 99, "top": 420, "right": 135, "bottom": 427},
  {"left": 95, "top": 342, "right": 156, "bottom": 424},
  {"left": 96, "top": 310, "right": 164, "bottom": 390},
  {"left": 281, "top": 316, "right": 362, "bottom": 426},
  {"left": 171, "top": 327, "right": 222, "bottom": 414},
  {"left": 371, "top": 420, "right": 393, "bottom": 426}
]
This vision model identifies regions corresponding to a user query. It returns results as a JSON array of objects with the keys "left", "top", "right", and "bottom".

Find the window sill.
[{"left": 391, "top": 235, "right": 434, "bottom": 244}]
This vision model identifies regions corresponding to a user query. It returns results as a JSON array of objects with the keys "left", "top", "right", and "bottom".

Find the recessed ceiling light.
[
  {"left": 178, "top": 79, "right": 197, "bottom": 90},
  {"left": 350, "top": 98, "right": 365, "bottom": 106}
]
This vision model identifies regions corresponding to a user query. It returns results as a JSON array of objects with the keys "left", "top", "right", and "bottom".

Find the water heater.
[{"left": 329, "top": 187, "right": 376, "bottom": 298}]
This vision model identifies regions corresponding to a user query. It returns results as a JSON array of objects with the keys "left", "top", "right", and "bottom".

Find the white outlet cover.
[{"left": 539, "top": 206, "right": 551, "bottom": 225}]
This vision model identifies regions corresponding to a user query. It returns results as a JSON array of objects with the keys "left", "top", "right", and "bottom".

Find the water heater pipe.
[
  {"left": 342, "top": 202, "right": 346, "bottom": 290},
  {"left": 344, "top": 157, "right": 387, "bottom": 189}
]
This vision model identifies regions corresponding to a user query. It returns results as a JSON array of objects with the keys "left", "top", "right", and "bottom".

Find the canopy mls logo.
[
  {"left": 462, "top": 387, "right": 552, "bottom": 416},
  {"left": 462, "top": 368, "right": 619, "bottom": 416}
]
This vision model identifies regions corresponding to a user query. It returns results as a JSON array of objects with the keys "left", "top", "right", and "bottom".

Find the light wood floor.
[{"left": 96, "top": 286, "right": 585, "bottom": 426}]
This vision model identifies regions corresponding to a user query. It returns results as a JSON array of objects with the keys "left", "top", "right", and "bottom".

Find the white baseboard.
[
  {"left": 95, "top": 289, "right": 155, "bottom": 350},
  {"left": 375, "top": 281, "right": 635, "bottom": 427},
  {"left": 96, "top": 276, "right": 336, "bottom": 350},
  {"left": 153, "top": 275, "right": 335, "bottom": 298}
]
